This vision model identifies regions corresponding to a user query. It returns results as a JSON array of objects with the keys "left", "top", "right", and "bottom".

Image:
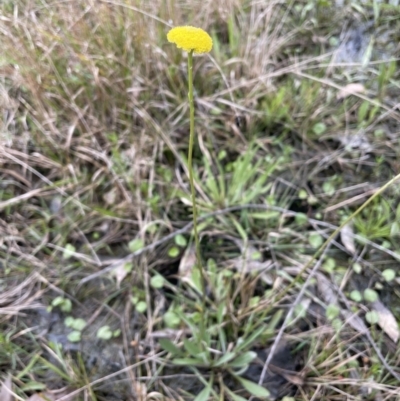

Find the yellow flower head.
[{"left": 167, "top": 26, "right": 213, "bottom": 54}]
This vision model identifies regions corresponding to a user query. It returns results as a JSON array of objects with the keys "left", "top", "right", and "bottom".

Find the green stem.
[{"left": 187, "top": 50, "right": 206, "bottom": 335}]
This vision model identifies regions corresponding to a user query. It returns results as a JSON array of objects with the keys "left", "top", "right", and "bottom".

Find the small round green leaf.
[
  {"left": 312, "top": 122, "right": 327, "bottom": 135},
  {"left": 352, "top": 262, "right": 362, "bottom": 274},
  {"left": 365, "top": 311, "right": 379, "bottom": 324},
  {"left": 60, "top": 299, "right": 72, "bottom": 313},
  {"left": 298, "top": 189, "right": 308, "bottom": 200},
  {"left": 164, "top": 310, "right": 180, "bottom": 328},
  {"left": 295, "top": 213, "right": 308, "bottom": 225},
  {"left": 168, "top": 246, "right": 180, "bottom": 257},
  {"left": 323, "top": 258, "right": 336, "bottom": 273},
  {"left": 71, "top": 318, "right": 86, "bottom": 331},
  {"left": 350, "top": 290, "right": 362, "bottom": 302},
  {"left": 52, "top": 296, "right": 65, "bottom": 307},
  {"left": 63, "top": 244, "right": 76, "bottom": 260},
  {"left": 174, "top": 234, "right": 187, "bottom": 247},
  {"left": 135, "top": 301, "right": 147, "bottom": 313},
  {"left": 309, "top": 233, "right": 323, "bottom": 248},
  {"left": 128, "top": 238, "right": 144, "bottom": 253},
  {"left": 326, "top": 304, "right": 340, "bottom": 321},
  {"left": 150, "top": 274, "right": 165, "bottom": 289},
  {"left": 382, "top": 269, "right": 395, "bottom": 282},
  {"left": 364, "top": 289, "right": 378, "bottom": 303},
  {"left": 322, "top": 181, "right": 335, "bottom": 196},
  {"left": 97, "top": 325, "right": 113, "bottom": 340},
  {"left": 67, "top": 331, "right": 81, "bottom": 343}
]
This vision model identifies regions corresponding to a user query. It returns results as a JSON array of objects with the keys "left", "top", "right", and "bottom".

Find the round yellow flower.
[{"left": 167, "top": 26, "right": 212, "bottom": 54}]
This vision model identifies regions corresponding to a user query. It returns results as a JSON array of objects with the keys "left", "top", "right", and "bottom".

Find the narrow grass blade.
[
  {"left": 158, "top": 338, "right": 182, "bottom": 356},
  {"left": 235, "top": 376, "right": 270, "bottom": 398}
]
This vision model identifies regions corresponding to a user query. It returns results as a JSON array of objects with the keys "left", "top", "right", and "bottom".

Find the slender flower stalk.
[
  {"left": 187, "top": 50, "right": 206, "bottom": 307},
  {"left": 167, "top": 26, "right": 213, "bottom": 339}
]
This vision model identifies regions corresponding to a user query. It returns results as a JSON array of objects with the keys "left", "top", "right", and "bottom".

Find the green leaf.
[
  {"left": 175, "top": 234, "right": 187, "bottom": 247},
  {"left": 365, "top": 311, "right": 379, "bottom": 324},
  {"left": 294, "top": 302, "right": 308, "bottom": 319},
  {"left": 382, "top": 269, "right": 395, "bottom": 282},
  {"left": 309, "top": 232, "right": 323, "bottom": 248},
  {"left": 71, "top": 318, "right": 86, "bottom": 331},
  {"left": 194, "top": 383, "right": 212, "bottom": 401},
  {"left": 298, "top": 189, "right": 308, "bottom": 199},
  {"left": 215, "top": 149, "right": 227, "bottom": 161},
  {"left": 183, "top": 338, "right": 202, "bottom": 357},
  {"left": 212, "top": 351, "right": 236, "bottom": 367},
  {"left": 236, "top": 376, "right": 270, "bottom": 398},
  {"left": 358, "top": 100, "right": 369, "bottom": 122},
  {"left": 295, "top": 213, "right": 308, "bottom": 225},
  {"left": 352, "top": 262, "right": 362, "bottom": 274},
  {"left": 135, "top": 301, "right": 147, "bottom": 313},
  {"left": 164, "top": 310, "right": 180, "bottom": 328},
  {"left": 229, "top": 351, "right": 257, "bottom": 368},
  {"left": 150, "top": 274, "right": 165, "bottom": 289},
  {"left": 266, "top": 309, "right": 284, "bottom": 333},
  {"left": 249, "top": 296, "right": 260, "bottom": 307},
  {"left": 172, "top": 358, "right": 206, "bottom": 366},
  {"left": 322, "top": 258, "right": 336, "bottom": 273},
  {"left": 97, "top": 325, "right": 113, "bottom": 340},
  {"left": 168, "top": 246, "right": 180, "bottom": 257},
  {"left": 20, "top": 381, "right": 47, "bottom": 391},
  {"left": 364, "top": 289, "right": 378, "bottom": 303},
  {"left": 63, "top": 243, "right": 76, "bottom": 259},
  {"left": 390, "top": 222, "right": 400, "bottom": 236},
  {"left": 176, "top": 311, "right": 202, "bottom": 338},
  {"left": 249, "top": 211, "right": 280, "bottom": 220},
  {"left": 312, "top": 122, "right": 327, "bottom": 135},
  {"left": 159, "top": 338, "right": 182, "bottom": 356},
  {"left": 323, "top": 181, "right": 335, "bottom": 196},
  {"left": 64, "top": 316, "right": 75, "bottom": 327},
  {"left": 236, "top": 325, "right": 266, "bottom": 352},
  {"left": 128, "top": 238, "right": 144, "bottom": 253},
  {"left": 123, "top": 262, "right": 133, "bottom": 273},
  {"left": 230, "top": 217, "right": 248, "bottom": 242},
  {"left": 350, "top": 290, "right": 362, "bottom": 302},
  {"left": 67, "top": 330, "right": 81, "bottom": 342},
  {"left": 326, "top": 304, "right": 340, "bottom": 321},
  {"left": 60, "top": 299, "right": 72, "bottom": 313},
  {"left": 52, "top": 296, "right": 65, "bottom": 307}
]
